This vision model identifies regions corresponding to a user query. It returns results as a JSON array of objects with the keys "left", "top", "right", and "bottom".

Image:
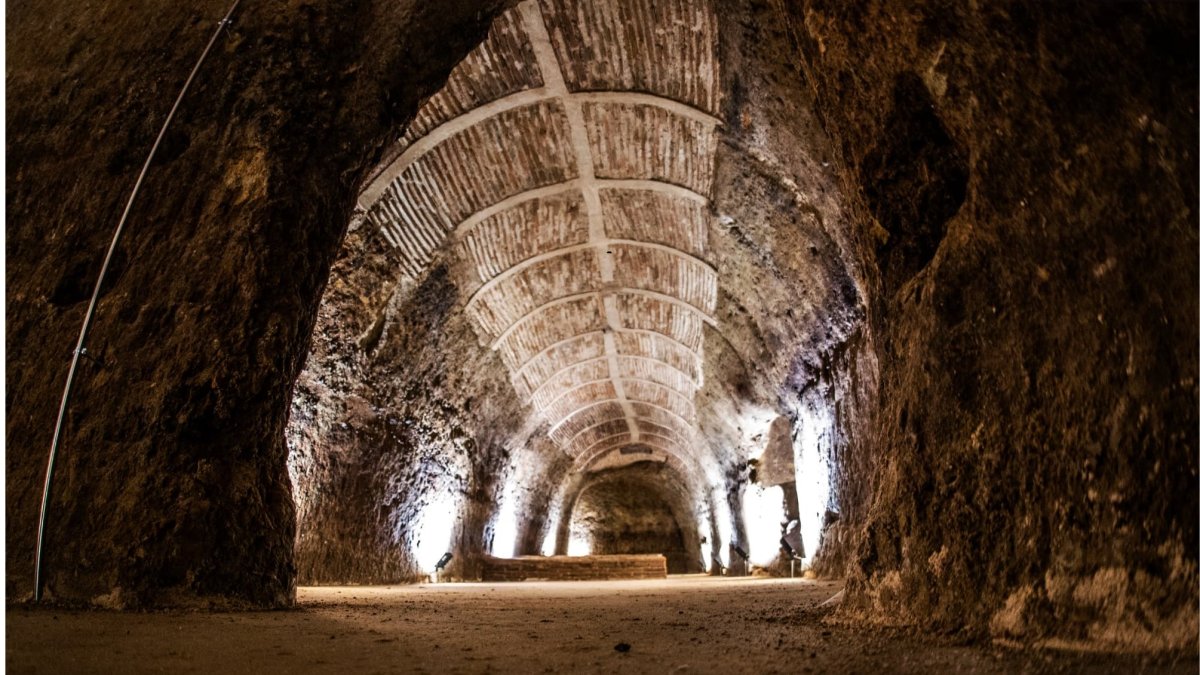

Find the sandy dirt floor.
[{"left": 6, "top": 576, "right": 1194, "bottom": 673}]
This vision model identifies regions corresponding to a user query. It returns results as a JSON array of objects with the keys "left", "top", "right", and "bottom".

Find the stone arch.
[{"left": 560, "top": 461, "right": 704, "bottom": 573}]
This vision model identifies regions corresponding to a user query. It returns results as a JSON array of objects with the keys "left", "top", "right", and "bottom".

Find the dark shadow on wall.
[{"left": 861, "top": 72, "right": 967, "bottom": 295}]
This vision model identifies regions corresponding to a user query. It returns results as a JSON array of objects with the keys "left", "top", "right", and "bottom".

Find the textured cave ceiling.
[{"left": 358, "top": 0, "right": 724, "bottom": 482}]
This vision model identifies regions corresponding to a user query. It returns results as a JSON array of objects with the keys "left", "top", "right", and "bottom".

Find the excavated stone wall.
[
  {"left": 566, "top": 464, "right": 702, "bottom": 573},
  {"left": 781, "top": 0, "right": 1198, "bottom": 649},
  {"left": 697, "top": 0, "right": 865, "bottom": 515},
  {"left": 7, "top": 0, "right": 510, "bottom": 606},
  {"left": 287, "top": 216, "right": 578, "bottom": 583},
  {"left": 7, "top": 0, "right": 1195, "bottom": 655},
  {"left": 288, "top": 251, "right": 524, "bottom": 582}
]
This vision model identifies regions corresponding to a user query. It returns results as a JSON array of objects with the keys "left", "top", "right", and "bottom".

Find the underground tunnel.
[{"left": 5, "top": 0, "right": 1198, "bottom": 672}]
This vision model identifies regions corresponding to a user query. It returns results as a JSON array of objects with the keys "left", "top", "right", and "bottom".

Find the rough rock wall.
[
  {"left": 10, "top": 1, "right": 1194, "bottom": 651},
  {"left": 286, "top": 229, "right": 530, "bottom": 583},
  {"left": 781, "top": 0, "right": 1198, "bottom": 649},
  {"left": 6, "top": 0, "right": 509, "bottom": 606},
  {"left": 567, "top": 464, "right": 702, "bottom": 573},
  {"left": 651, "top": 0, "right": 868, "bottom": 575}
]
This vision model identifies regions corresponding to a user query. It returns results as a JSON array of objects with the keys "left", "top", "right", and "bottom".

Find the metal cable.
[{"left": 34, "top": 0, "right": 243, "bottom": 602}]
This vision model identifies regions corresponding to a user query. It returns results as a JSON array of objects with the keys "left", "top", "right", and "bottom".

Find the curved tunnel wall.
[
  {"left": 5, "top": 0, "right": 1195, "bottom": 653},
  {"left": 566, "top": 463, "right": 703, "bottom": 574},
  {"left": 7, "top": 0, "right": 514, "bottom": 606}
]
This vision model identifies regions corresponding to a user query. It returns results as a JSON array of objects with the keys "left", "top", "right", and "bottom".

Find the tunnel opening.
[
  {"left": 569, "top": 482, "right": 689, "bottom": 571},
  {"left": 564, "top": 461, "right": 703, "bottom": 574},
  {"left": 283, "top": 0, "right": 862, "bottom": 589},
  {"left": 7, "top": 0, "right": 1195, "bottom": 662}
]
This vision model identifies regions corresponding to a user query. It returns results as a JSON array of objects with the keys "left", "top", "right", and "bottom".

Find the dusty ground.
[{"left": 6, "top": 577, "right": 1193, "bottom": 673}]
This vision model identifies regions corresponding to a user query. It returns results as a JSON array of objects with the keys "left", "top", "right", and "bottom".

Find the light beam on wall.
[
  {"left": 491, "top": 475, "right": 521, "bottom": 559},
  {"left": 540, "top": 527, "right": 558, "bottom": 557},
  {"left": 743, "top": 483, "right": 785, "bottom": 567},
  {"left": 699, "top": 537, "right": 713, "bottom": 572},
  {"left": 795, "top": 405, "right": 833, "bottom": 567},
  {"left": 695, "top": 500, "right": 713, "bottom": 572},
  {"left": 566, "top": 531, "right": 592, "bottom": 556},
  {"left": 710, "top": 489, "right": 732, "bottom": 567},
  {"left": 539, "top": 481, "right": 568, "bottom": 556},
  {"left": 414, "top": 491, "right": 461, "bottom": 574}
]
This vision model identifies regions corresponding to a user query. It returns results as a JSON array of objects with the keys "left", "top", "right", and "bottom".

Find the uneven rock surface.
[
  {"left": 5, "top": 0, "right": 1196, "bottom": 659},
  {"left": 780, "top": 0, "right": 1199, "bottom": 650},
  {"left": 7, "top": 579, "right": 1196, "bottom": 674},
  {"left": 566, "top": 464, "right": 701, "bottom": 573},
  {"left": 7, "top": 0, "right": 511, "bottom": 605}
]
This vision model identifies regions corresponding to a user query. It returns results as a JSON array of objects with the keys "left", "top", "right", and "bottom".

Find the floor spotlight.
[
  {"left": 781, "top": 520, "right": 804, "bottom": 577},
  {"left": 432, "top": 552, "right": 453, "bottom": 582}
]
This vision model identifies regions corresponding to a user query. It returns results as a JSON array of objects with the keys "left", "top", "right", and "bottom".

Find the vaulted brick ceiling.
[{"left": 359, "top": 0, "right": 720, "bottom": 477}]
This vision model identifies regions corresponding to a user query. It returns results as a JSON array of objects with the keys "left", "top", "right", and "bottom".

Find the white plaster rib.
[
  {"left": 558, "top": 409, "right": 691, "bottom": 446},
  {"left": 550, "top": 397, "right": 696, "bottom": 443},
  {"left": 465, "top": 239, "right": 716, "bottom": 308},
  {"left": 522, "top": 1, "right": 638, "bottom": 440},
  {"left": 513, "top": 327, "right": 704, "bottom": 386},
  {"left": 359, "top": 88, "right": 552, "bottom": 207},
  {"left": 529, "top": 354, "right": 697, "bottom": 403},
  {"left": 576, "top": 431, "right": 684, "bottom": 461},
  {"left": 564, "top": 420, "right": 687, "bottom": 456},
  {"left": 511, "top": 331, "right": 607, "bottom": 384},
  {"left": 575, "top": 438, "right": 697, "bottom": 474},
  {"left": 543, "top": 379, "right": 697, "bottom": 433},
  {"left": 577, "top": 436, "right": 686, "bottom": 464},
  {"left": 453, "top": 178, "right": 706, "bottom": 242},
  {"left": 571, "top": 91, "right": 720, "bottom": 127},
  {"left": 594, "top": 179, "right": 708, "bottom": 200},
  {"left": 580, "top": 450, "right": 670, "bottom": 473},
  {"left": 578, "top": 444, "right": 703, "bottom": 479},
  {"left": 536, "top": 371, "right": 694, "bottom": 413},
  {"left": 489, "top": 288, "right": 715, "bottom": 351},
  {"left": 358, "top": 93, "right": 719, "bottom": 210},
  {"left": 457, "top": 179, "right": 581, "bottom": 237},
  {"left": 577, "top": 439, "right": 679, "bottom": 464}
]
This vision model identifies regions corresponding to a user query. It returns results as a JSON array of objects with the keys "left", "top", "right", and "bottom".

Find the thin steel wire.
[{"left": 34, "top": 0, "right": 244, "bottom": 602}]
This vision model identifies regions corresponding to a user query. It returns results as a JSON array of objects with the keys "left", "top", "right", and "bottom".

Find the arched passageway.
[
  {"left": 564, "top": 462, "right": 704, "bottom": 573},
  {"left": 285, "top": 0, "right": 861, "bottom": 589},
  {"left": 6, "top": 0, "right": 1196, "bottom": 664}
]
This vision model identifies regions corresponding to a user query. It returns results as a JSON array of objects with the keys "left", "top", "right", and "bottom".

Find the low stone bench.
[{"left": 480, "top": 554, "right": 668, "bottom": 582}]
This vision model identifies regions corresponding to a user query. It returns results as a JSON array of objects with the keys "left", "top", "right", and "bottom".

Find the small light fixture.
[
  {"left": 431, "top": 552, "right": 453, "bottom": 583},
  {"left": 781, "top": 520, "right": 805, "bottom": 577}
]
